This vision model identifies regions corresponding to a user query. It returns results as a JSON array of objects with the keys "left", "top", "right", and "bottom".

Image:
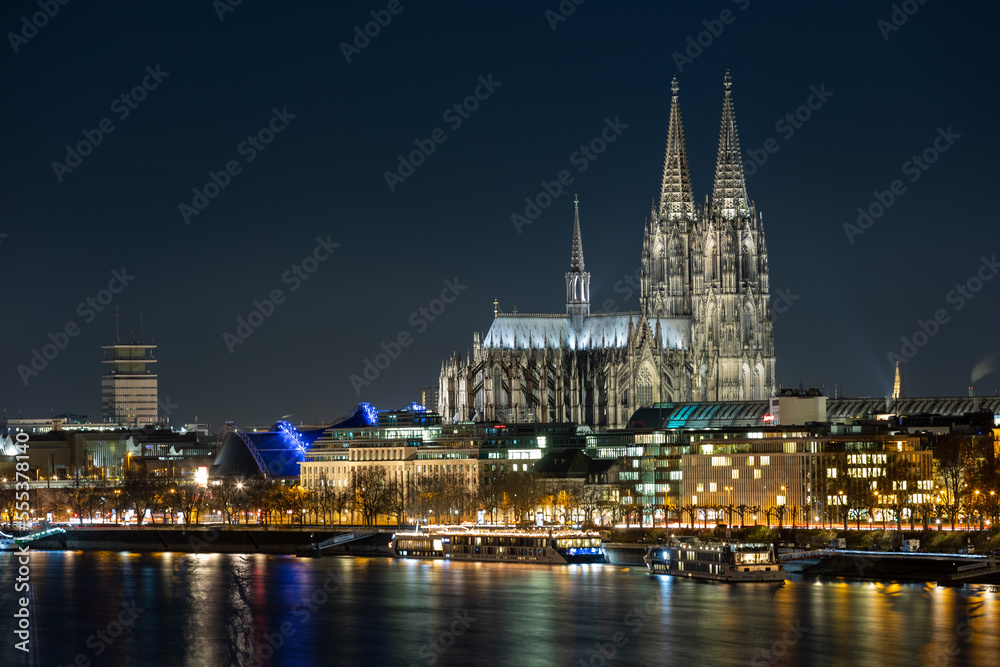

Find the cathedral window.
[{"left": 637, "top": 370, "right": 653, "bottom": 407}]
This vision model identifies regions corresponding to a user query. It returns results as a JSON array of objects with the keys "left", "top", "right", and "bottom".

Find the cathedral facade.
[{"left": 439, "top": 73, "right": 776, "bottom": 427}]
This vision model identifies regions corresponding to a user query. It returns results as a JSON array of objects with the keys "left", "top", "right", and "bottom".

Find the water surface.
[{"left": 1, "top": 551, "right": 997, "bottom": 666}]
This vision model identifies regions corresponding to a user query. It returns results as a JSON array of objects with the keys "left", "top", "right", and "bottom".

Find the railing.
[
  {"left": 778, "top": 549, "right": 834, "bottom": 561},
  {"left": 314, "top": 531, "right": 377, "bottom": 551}
]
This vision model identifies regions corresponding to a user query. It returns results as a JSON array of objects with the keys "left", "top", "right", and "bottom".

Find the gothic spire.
[
  {"left": 711, "top": 71, "right": 751, "bottom": 220},
  {"left": 570, "top": 194, "right": 585, "bottom": 272},
  {"left": 659, "top": 76, "right": 695, "bottom": 221},
  {"left": 566, "top": 196, "right": 590, "bottom": 329}
]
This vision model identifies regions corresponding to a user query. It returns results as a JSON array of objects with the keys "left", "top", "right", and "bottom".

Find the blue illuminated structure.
[
  {"left": 348, "top": 402, "right": 379, "bottom": 426},
  {"left": 403, "top": 402, "right": 427, "bottom": 412},
  {"left": 276, "top": 420, "right": 308, "bottom": 454},
  {"left": 214, "top": 421, "right": 324, "bottom": 478}
]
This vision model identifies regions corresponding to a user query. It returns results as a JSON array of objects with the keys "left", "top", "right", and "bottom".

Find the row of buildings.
[
  {"left": 3, "top": 391, "right": 998, "bottom": 526},
  {"left": 276, "top": 392, "right": 997, "bottom": 525}
]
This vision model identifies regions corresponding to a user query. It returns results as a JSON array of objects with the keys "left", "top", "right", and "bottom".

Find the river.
[{"left": 1, "top": 551, "right": 997, "bottom": 666}]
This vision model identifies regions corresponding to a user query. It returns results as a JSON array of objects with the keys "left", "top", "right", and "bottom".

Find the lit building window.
[
  {"left": 747, "top": 456, "right": 754, "bottom": 466},
  {"left": 709, "top": 483, "right": 717, "bottom": 492},
  {"left": 754, "top": 469, "right": 761, "bottom": 480},
  {"left": 732, "top": 469, "right": 739, "bottom": 479}
]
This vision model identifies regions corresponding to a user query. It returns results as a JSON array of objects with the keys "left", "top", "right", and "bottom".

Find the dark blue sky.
[{"left": 2, "top": 1, "right": 997, "bottom": 428}]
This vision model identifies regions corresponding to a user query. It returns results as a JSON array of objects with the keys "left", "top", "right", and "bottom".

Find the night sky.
[{"left": 3, "top": 1, "right": 998, "bottom": 428}]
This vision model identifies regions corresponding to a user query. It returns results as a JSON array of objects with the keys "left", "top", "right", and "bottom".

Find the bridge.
[
  {"left": 951, "top": 559, "right": 1000, "bottom": 581},
  {"left": 298, "top": 531, "right": 379, "bottom": 557},
  {"left": 313, "top": 531, "right": 378, "bottom": 551},
  {"left": 0, "top": 527, "right": 67, "bottom": 549}
]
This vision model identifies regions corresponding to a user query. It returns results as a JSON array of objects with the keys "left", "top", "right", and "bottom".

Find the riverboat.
[
  {"left": 643, "top": 538, "right": 784, "bottom": 582},
  {"left": 389, "top": 526, "right": 605, "bottom": 564},
  {"left": 0, "top": 532, "right": 18, "bottom": 552}
]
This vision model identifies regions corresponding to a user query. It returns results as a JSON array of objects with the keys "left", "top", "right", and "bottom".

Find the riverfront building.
[
  {"left": 0, "top": 426, "right": 214, "bottom": 482},
  {"left": 299, "top": 405, "right": 586, "bottom": 492}
]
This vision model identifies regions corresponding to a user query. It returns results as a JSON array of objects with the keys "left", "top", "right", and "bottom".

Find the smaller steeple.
[
  {"left": 570, "top": 194, "right": 585, "bottom": 272},
  {"left": 565, "top": 196, "right": 590, "bottom": 330},
  {"left": 892, "top": 361, "right": 906, "bottom": 399}
]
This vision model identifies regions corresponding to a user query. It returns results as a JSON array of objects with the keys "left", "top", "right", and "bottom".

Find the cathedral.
[{"left": 439, "top": 73, "right": 776, "bottom": 427}]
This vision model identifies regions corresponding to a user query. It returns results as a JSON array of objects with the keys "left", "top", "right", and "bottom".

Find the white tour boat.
[
  {"left": 643, "top": 538, "right": 785, "bottom": 582},
  {"left": 390, "top": 525, "right": 605, "bottom": 565}
]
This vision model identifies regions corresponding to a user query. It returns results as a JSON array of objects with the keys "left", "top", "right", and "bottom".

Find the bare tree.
[
  {"left": 579, "top": 485, "right": 606, "bottom": 527},
  {"left": 386, "top": 477, "right": 408, "bottom": 526},
  {"left": 936, "top": 435, "right": 973, "bottom": 530},
  {"left": 62, "top": 475, "right": 100, "bottom": 525},
  {"left": 124, "top": 474, "right": 165, "bottom": 526},
  {"left": 681, "top": 504, "right": 698, "bottom": 528},
  {"left": 476, "top": 478, "right": 505, "bottom": 524},
  {"left": 0, "top": 479, "right": 18, "bottom": 529},
  {"left": 735, "top": 504, "right": 748, "bottom": 528},
  {"left": 173, "top": 480, "right": 206, "bottom": 525},
  {"left": 503, "top": 472, "right": 541, "bottom": 526},
  {"left": 351, "top": 466, "right": 391, "bottom": 526}
]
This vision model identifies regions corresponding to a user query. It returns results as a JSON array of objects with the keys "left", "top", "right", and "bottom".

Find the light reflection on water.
[{"left": 0, "top": 551, "right": 998, "bottom": 666}]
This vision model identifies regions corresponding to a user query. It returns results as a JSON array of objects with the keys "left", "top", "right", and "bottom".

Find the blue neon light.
[
  {"left": 404, "top": 402, "right": 427, "bottom": 412},
  {"left": 359, "top": 402, "right": 378, "bottom": 425},
  {"left": 275, "top": 420, "right": 307, "bottom": 454}
]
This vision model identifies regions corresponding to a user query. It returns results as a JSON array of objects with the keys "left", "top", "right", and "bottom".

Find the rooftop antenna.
[
  {"left": 114, "top": 306, "right": 120, "bottom": 344},
  {"left": 140, "top": 310, "right": 144, "bottom": 345}
]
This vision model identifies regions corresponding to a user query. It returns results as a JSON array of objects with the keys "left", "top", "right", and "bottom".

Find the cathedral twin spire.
[
  {"left": 659, "top": 77, "right": 695, "bottom": 222},
  {"left": 711, "top": 71, "right": 751, "bottom": 220},
  {"left": 658, "top": 71, "right": 752, "bottom": 222}
]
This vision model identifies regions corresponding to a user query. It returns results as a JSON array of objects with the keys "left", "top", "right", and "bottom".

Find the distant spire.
[
  {"left": 892, "top": 361, "right": 906, "bottom": 399},
  {"left": 570, "top": 194, "right": 585, "bottom": 273},
  {"left": 659, "top": 76, "right": 695, "bottom": 221},
  {"left": 711, "top": 71, "right": 751, "bottom": 220}
]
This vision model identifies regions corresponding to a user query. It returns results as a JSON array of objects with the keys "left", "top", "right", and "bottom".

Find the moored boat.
[
  {"left": 643, "top": 538, "right": 784, "bottom": 582},
  {"left": 390, "top": 526, "right": 604, "bottom": 565}
]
